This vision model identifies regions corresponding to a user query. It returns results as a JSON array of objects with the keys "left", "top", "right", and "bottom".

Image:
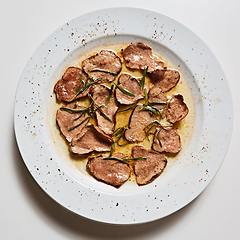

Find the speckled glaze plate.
[{"left": 14, "top": 8, "right": 233, "bottom": 224}]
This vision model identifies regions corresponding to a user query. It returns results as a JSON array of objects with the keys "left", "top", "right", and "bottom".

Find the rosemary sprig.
[
  {"left": 88, "top": 94, "right": 112, "bottom": 122},
  {"left": 113, "top": 82, "right": 135, "bottom": 97},
  {"left": 103, "top": 84, "right": 114, "bottom": 107},
  {"left": 68, "top": 116, "right": 90, "bottom": 132},
  {"left": 90, "top": 69, "right": 116, "bottom": 75},
  {"left": 112, "top": 126, "right": 129, "bottom": 146},
  {"left": 73, "top": 102, "right": 93, "bottom": 122}
]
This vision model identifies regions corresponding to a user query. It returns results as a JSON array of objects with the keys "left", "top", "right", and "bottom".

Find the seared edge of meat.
[
  {"left": 132, "top": 145, "right": 167, "bottom": 186},
  {"left": 122, "top": 42, "right": 164, "bottom": 72},
  {"left": 163, "top": 94, "right": 189, "bottom": 124},
  {"left": 56, "top": 103, "right": 89, "bottom": 142},
  {"left": 149, "top": 68, "right": 180, "bottom": 92},
  {"left": 92, "top": 84, "right": 118, "bottom": 135},
  {"left": 82, "top": 50, "right": 122, "bottom": 82},
  {"left": 125, "top": 104, "right": 157, "bottom": 142},
  {"left": 86, "top": 153, "right": 131, "bottom": 188},
  {"left": 152, "top": 127, "right": 181, "bottom": 153},
  {"left": 115, "top": 73, "right": 148, "bottom": 105},
  {"left": 69, "top": 124, "right": 114, "bottom": 155},
  {"left": 54, "top": 66, "right": 90, "bottom": 102}
]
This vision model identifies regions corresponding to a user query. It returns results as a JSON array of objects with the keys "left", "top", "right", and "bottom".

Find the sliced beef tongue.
[
  {"left": 148, "top": 86, "right": 168, "bottom": 110},
  {"left": 125, "top": 104, "right": 157, "bottom": 142},
  {"left": 54, "top": 66, "right": 90, "bottom": 102},
  {"left": 92, "top": 84, "right": 118, "bottom": 135},
  {"left": 122, "top": 42, "right": 164, "bottom": 72},
  {"left": 82, "top": 50, "right": 122, "bottom": 82},
  {"left": 115, "top": 73, "right": 148, "bottom": 105},
  {"left": 132, "top": 145, "right": 167, "bottom": 186},
  {"left": 56, "top": 103, "right": 89, "bottom": 142},
  {"left": 152, "top": 127, "right": 181, "bottom": 153},
  {"left": 163, "top": 94, "right": 189, "bottom": 124},
  {"left": 149, "top": 68, "right": 180, "bottom": 92},
  {"left": 70, "top": 124, "right": 113, "bottom": 155},
  {"left": 86, "top": 153, "right": 131, "bottom": 188}
]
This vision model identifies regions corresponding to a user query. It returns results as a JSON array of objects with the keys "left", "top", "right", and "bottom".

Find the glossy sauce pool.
[{"left": 51, "top": 43, "right": 195, "bottom": 185}]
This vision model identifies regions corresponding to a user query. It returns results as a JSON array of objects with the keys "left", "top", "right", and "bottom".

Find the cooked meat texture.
[
  {"left": 132, "top": 145, "right": 167, "bottom": 186},
  {"left": 56, "top": 103, "right": 89, "bottom": 142},
  {"left": 92, "top": 84, "right": 118, "bottom": 135},
  {"left": 82, "top": 50, "right": 122, "bottom": 82},
  {"left": 115, "top": 73, "right": 147, "bottom": 105},
  {"left": 125, "top": 104, "right": 157, "bottom": 142},
  {"left": 70, "top": 124, "right": 113, "bottom": 155},
  {"left": 54, "top": 66, "right": 90, "bottom": 102},
  {"left": 86, "top": 153, "right": 131, "bottom": 188},
  {"left": 163, "top": 94, "right": 189, "bottom": 123},
  {"left": 122, "top": 42, "right": 164, "bottom": 72},
  {"left": 149, "top": 68, "right": 180, "bottom": 92},
  {"left": 148, "top": 87, "right": 168, "bottom": 110},
  {"left": 152, "top": 127, "right": 181, "bottom": 153}
]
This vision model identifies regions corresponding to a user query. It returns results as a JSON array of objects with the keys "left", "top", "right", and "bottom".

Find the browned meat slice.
[
  {"left": 163, "top": 94, "right": 189, "bottom": 123},
  {"left": 92, "top": 84, "right": 118, "bottom": 135},
  {"left": 56, "top": 103, "right": 89, "bottom": 142},
  {"left": 152, "top": 127, "right": 181, "bottom": 153},
  {"left": 70, "top": 124, "right": 113, "bottom": 155},
  {"left": 82, "top": 50, "right": 122, "bottom": 82},
  {"left": 125, "top": 104, "right": 157, "bottom": 142},
  {"left": 149, "top": 68, "right": 180, "bottom": 92},
  {"left": 122, "top": 42, "right": 164, "bottom": 72},
  {"left": 86, "top": 153, "right": 131, "bottom": 188},
  {"left": 132, "top": 145, "right": 167, "bottom": 186},
  {"left": 148, "top": 87, "right": 168, "bottom": 110},
  {"left": 54, "top": 66, "right": 90, "bottom": 102},
  {"left": 115, "top": 73, "right": 147, "bottom": 105}
]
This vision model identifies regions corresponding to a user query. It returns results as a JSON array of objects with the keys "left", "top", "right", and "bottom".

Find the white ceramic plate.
[{"left": 14, "top": 8, "right": 233, "bottom": 224}]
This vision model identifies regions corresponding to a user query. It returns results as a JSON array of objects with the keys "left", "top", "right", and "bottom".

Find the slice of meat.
[
  {"left": 70, "top": 124, "right": 113, "bottom": 155},
  {"left": 122, "top": 42, "right": 164, "bottom": 72},
  {"left": 125, "top": 104, "right": 157, "bottom": 142},
  {"left": 86, "top": 153, "right": 131, "bottom": 188},
  {"left": 163, "top": 94, "right": 189, "bottom": 123},
  {"left": 115, "top": 73, "right": 148, "bottom": 105},
  {"left": 148, "top": 86, "right": 168, "bottom": 110},
  {"left": 54, "top": 66, "right": 90, "bottom": 102},
  {"left": 152, "top": 127, "right": 181, "bottom": 153},
  {"left": 92, "top": 84, "right": 118, "bottom": 135},
  {"left": 149, "top": 68, "right": 180, "bottom": 92},
  {"left": 56, "top": 103, "right": 89, "bottom": 142},
  {"left": 82, "top": 50, "right": 122, "bottom": 82},
  {"left": 132, "top": 145, "right": 167, "bottom": 186}
]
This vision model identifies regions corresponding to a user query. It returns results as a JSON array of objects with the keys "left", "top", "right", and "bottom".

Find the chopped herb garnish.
[
  {"left": 90, "top": 69, "right": 116, "bottom": 75},
  {"left": 113, "top": 82, "right": 135, "bottom": 97},
  {"left": 109, "top": 142, "right": 115, "bottom": 157},
  {"left": 68, "top": 116, "right": 90, "bottom": 132}
]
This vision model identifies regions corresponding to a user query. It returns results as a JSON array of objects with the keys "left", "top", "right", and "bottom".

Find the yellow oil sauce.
[{"left": 53, "top": 43, "right": 195, "bottom": 178}]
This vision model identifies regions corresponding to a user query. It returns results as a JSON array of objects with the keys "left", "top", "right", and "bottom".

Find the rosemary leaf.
[
  {"left": 103, "top": 157, "right": 129, "bottom": 165},
  {"left": 149, "top": 102, "right": 167, "bottom": 106},
  {"left": 157, "top": 129, "right": 163, "bottom": 148},
  {"left": 127, "top": 157, "right": 147, "bottom": 161},
  {"left": 60, "top": 107, "right": 85, "bottom": 114},
  {"left": 113, "top": 82, "right": 135, "bottom": 97},
  {"left": 140, "top": 106, "right": 159, "bottom": 116},
  {"left": 139, "top": 66, "right": 148, "bottom": 90},
  {"left": 144, "top": 88, "right": 148, "bottom": 106},
  {"left": 109, "top": 142, "right": 115, "bottom": 157},
  {"left": 103, "top": 84, "right": 114, "bottom": 106},
  {"left": 68, "top": 116, "right": 90, "bottom": 132},
  {"left": 117, "top": 103, "right": 137, "bottom": 113},
  {"left": 91, "top": 69, "right": 116, "bottom": 75}
]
